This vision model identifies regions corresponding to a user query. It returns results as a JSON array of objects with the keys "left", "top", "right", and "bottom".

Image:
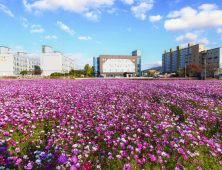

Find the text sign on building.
[{"left": 103, "top": 59, "right": 135, "bottom": 72}]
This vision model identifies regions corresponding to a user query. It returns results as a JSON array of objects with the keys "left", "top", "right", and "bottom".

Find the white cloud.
[
  {"left": 123, "top": 9, "right": 127, "bottom": 12},
  {"left": 176, "top": 32, "right": 198, "bottom": 42},
  {"left": 21, "top": 17, "right": 28, "bottom": 21},
  {"left": 31, "top": 24, "right": 41, "bottom": 28},
  {"left": 131, "top": 2, "right": 153, "bottom": 20},
  {"left": 212, "top": 42, "right": 217, "bottom": 45},
  {"left": 52, "top": 36, "right": 57, "bottom": 39},
  {"left": 0, "top": 4, "right": 14, "bottom": 17},
  {"left": 192, "top": 38, "right": 209, "bottom": 45},
  {"left": 27, "top": 53, "right": 41, "bottom": 61},
  {"left": 95, "top": 41, "right": 102, "bottom": 43},
  {"left": 78, "top": 37, "right": 92, "bottom": 40},
  {"left": 168, "top": 0, "right": 182, "bottom": 6},
  {"left": 221, "top": 37, "right": 222, "bottom": 40},
  {"left": 217, "top": 27, "right": 222, "bottom": 33},
  {"left": 10, "top": 45, "right": 41, "bottom": 61},
  {"left": 45, "top": 35, "right": 57, "bottom": 39},
  {"left": 149, "top": 15, "right": 162, "bottom": 22},
  {"left": 22, "top": 23, "right": 29, "bottom": 28},
  {"left": 30, "top": 28, "right": 44, "bottom": 33},
  {"left": 120, "top": 0, "right": 134, "bottom": 5},
  {"left": 165, "top": 4, "right": 222, "bottom": 31},
  {"left": 85, "top": 11, "right": 101, "bottom": 21},
  {"left": 34, "top": 10, "right": 43, "bottom": 17},
  {"left": 152, "top": 25, "right": 159, "bottom": 29},
  {"left": 180, "top": 43, "right": 188, "bottom": 48},
  {"left": 142, "top": 61, "right": 162, "bottom": 70},
  {"left": 10, "top": 46, "right": 26, "bottom": 55},
  {"left": 107, "top": 8, "right": 116, "bottom": 14},
  {"left": 21, "top": 17, "right": 29, "bottom": 28},
  {"left": 64, "top": 53, "right": 93, "bottom": 70},
  {"left": 22, "top": 0, "right": 114, "bottom": 13},
  {"left": 45, "top": 35, "right": 51, "bottom": 39},
  {"left": 57, "top": 21, "right": 75, "bottom": 35}
]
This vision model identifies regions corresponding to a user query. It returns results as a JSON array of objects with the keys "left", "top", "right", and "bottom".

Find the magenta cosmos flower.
[
  {"left": 122, "top": 151, "right": 127, "bottom": 156},
  {"left": 70, "top": 165, "right": 77, "bottom": 170},
  {"left": 15, "top": 148, "right": 20, "bottom": 152},
  {"left": 150, "top": 155, "right": 156, "bottom": 162},
  {"left": 71, "top": 155, "right": 77, "bottom": 163}
]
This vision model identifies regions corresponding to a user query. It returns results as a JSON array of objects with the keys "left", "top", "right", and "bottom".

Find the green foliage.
[
  {"left": 50, "top": 72, "right": 66, "bottom": 77},
  {"left": 1, "top": 76, "right": 17, "bottom": 79},
  {"left": 84, "top": 64, "right": 92, "bottom": 77},
  {"left": 69, "top": 69, "right": 86, "bottom": 78},
  {"left": 20, "top": 70, "right": 28, "bottom": 75},
  {"left": 148, "top": 72, "right": 155, "bottom": 76},
  {"left": 176, "top": 70, "right": 184, "bottom": 77},
  {"left": 34, "top": 69, "right": 42, "bottom": 75}
]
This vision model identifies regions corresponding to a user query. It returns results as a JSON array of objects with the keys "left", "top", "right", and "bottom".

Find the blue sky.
[{"left": 1, "top": 0, "right": 222, "bottom": 70}]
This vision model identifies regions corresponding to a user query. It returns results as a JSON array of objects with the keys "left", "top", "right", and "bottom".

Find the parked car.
[
  {"left": 99, "top": 75, "right": 104, "bottom": 78},
  {"left": 152, "top": 76, "right": 158, "bottom": 78},
  {"left": 218, "top": 76, "right": 222, "bottom": 80}
]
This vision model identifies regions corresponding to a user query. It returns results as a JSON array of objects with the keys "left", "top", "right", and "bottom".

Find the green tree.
[
  {"left": 84, "top": 64, "right": 92, "bottom": 77},
  {"left": 176, "top": 70, "right": 184, "bottom": 77},
  {"left": 35, "top": 69, "right": 42, "bottom": 75},
  {"left": 69, "top": 69, "right": 75, "bottom": 76},
  {"left": 20, "top": 70, "right": 28, "bottom": 75},
  {"left": 148, "top": 71, "right": 154, "bottom": 76},
  {"left": 91, "top": 66, "right": 95, "bottom": 77}
]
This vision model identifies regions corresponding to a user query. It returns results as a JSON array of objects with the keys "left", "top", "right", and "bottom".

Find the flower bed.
[{"left": 0, "top": 79, "right": 221, "bottom": 170}]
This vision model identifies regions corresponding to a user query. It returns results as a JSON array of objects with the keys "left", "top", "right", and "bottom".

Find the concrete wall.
[
  {"left": 0, "top": 54, "right": 14, "bottom": 76},
  {"left": 41, "top": 53, "right": 62, "bottom": 76},
  {"left": 42, "top": 46, "right": 53, "bottom": 53}
]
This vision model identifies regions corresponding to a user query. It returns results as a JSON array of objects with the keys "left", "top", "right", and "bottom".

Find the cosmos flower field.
[{"left": 0, "top": 79, "right": 221, "bottom": 170}]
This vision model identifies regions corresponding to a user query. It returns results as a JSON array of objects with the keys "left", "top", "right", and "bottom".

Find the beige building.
[{"left": 162, "top": 43, "right": 222, "bottom": 73}]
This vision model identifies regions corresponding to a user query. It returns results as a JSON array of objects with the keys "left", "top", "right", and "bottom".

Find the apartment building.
[
  {"left": 40, "top": 45, "right": 75, "bottom": 76},
  {"left": 161, "top": 43, "right": 220, "bottom": 73},
  {"left": 200, "top": 47, "right": 222, "bottom": 65},
  {"left": 0, "top": 46, "right": 40, "bottom": 76},
  {"left": 93, "top": 50, "right": 141, "bottom": 77}
]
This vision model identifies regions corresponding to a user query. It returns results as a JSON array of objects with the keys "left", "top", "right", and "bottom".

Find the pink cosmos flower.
[
  {"left": 15, "top": 148, "right": 20, "bottom": 152},
  {"left": 158, "top": 157, "right": 163, "bottom": 164},
  {"left": 72, "top": 155, "right": 77, "bottom": 163},
  {"left": 122, "top": 151, "right": 127, "bottom": 156},
  {"left": 70, "top": 165, "right": 77, "bottom": 170},
  {"left": 150, "top": 155, "right": 156, "bottom": 162}
]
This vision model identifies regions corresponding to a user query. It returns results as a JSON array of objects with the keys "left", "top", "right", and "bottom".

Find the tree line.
[{"left": 175, "top": 63, "right": 221, "bottom": 78}]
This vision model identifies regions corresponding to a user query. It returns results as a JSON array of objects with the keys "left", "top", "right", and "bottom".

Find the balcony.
[{"left": 200, "top": 50, "right": 207, "bottom": 54}]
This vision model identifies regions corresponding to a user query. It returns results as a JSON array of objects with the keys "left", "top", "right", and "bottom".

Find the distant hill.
[{"left": 143, "top": 66, "right": 162, "bottom": 72}]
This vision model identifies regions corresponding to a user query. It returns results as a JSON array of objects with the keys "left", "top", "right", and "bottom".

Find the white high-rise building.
[
  {"left": 40, "top": 45, "right": 75, "bottom": 76},
  {"left": 0, "top": 46, "right": 40, "bottom": 76}
]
